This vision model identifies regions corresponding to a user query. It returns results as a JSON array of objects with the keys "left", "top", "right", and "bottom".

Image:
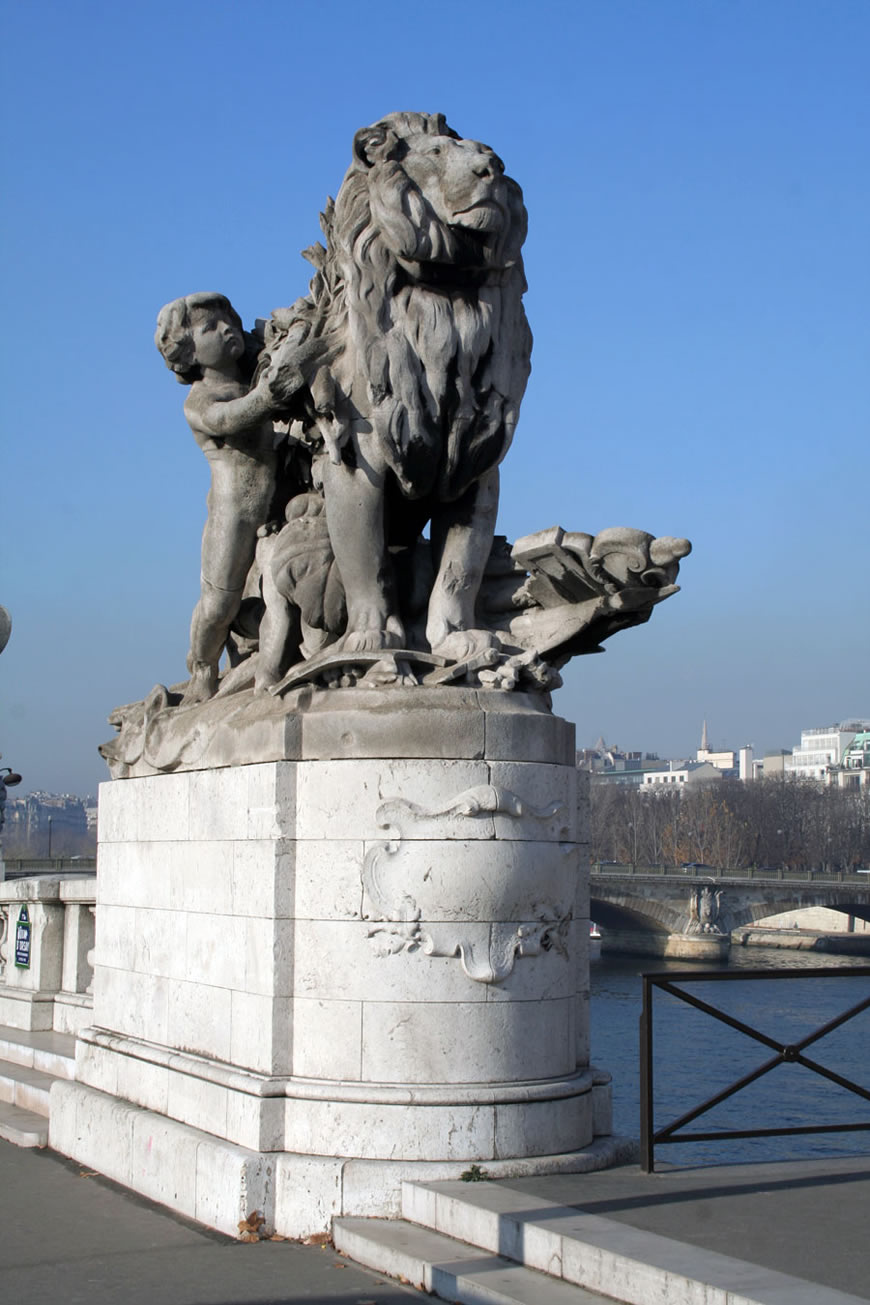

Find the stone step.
[
  {"left": 0, "top": 1060, "right": 56, "bottom": 1115},
  {"left": 333, "top": 1216, "right": 614, "bottom": 1304},
  {"left": 0, "top": 1025, "right": 76, "bottom": 1080},
  {"left": 0, "top": 1099, "right": 49, "bottom": 1147},
  {"left": 400, "top": 1179, "right": 864, "bottom": 1305}
]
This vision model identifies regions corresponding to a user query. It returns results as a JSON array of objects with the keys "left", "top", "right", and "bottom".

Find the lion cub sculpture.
[{"left": 261, "top": 111, "right": 532, "bottom": 679}]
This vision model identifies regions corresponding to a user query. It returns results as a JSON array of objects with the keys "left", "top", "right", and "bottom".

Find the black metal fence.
[{"left": 640, "top": 966, "right": 870, "bottom": 1172}]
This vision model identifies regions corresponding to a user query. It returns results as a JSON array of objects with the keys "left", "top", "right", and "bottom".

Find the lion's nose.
[{"left": 473, "top": 149, "right": 504, "bottom": 178}]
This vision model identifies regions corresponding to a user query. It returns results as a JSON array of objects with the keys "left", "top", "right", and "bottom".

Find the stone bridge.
[{"left": 590, "top": 867, "right": 870, "bottom": 958}]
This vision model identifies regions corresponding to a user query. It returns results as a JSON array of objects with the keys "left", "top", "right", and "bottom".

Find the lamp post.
[{"left": 47, "top": 815, "right": 53, "bottom": 859}]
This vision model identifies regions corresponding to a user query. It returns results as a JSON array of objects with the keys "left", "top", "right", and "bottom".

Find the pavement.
[
  {"left": 0, "top": 1140, "right": 422, "bottom": 1305},
  {"left": 3, "top": 1138, "right": 869, "bottom": 1303}
]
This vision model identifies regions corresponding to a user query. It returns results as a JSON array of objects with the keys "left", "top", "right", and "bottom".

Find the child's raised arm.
[{"left": 184, "top": 376, "right": 283, "bottom": 440}]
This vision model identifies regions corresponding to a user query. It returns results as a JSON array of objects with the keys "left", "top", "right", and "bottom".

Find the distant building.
[
  {"left": 696, "top": 719, "right": 735, "bottom": 770},
  {"left": 829, "top": 731, "right": 870, "bottom": 790},
  {"left": 4, "top": 791, "right": 88, "bottom": 851},
  {"left": 695, "top": 720, "right": 754, "bottom": 780},
  {"left": 577, "top": 739, "right": 666, "bottom": 787},
  {"left": 759, "top": 749, "right": 790, "bottom": 778},
  {"left": 785, "top": 721, "right": 870, "bottom": 783},
  {"left": 641, "top": 760, "right": 723, "bottom": 791}
]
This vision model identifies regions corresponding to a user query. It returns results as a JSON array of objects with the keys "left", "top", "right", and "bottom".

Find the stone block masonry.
[{"left": 50, "top": 691, "right": 620, "bottom": 1236}]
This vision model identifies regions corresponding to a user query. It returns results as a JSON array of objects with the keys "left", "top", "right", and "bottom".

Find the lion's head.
[
  {"left": 296, "top": 113, "right": 532, "bottom": 504},
  {"left": 343, "top": 111, "right": 528, "bottom": 276}
]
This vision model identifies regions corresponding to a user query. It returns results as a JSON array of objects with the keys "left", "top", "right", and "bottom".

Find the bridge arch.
[{"left": 590, "top": 876, "right": 870, "bottom": 938}]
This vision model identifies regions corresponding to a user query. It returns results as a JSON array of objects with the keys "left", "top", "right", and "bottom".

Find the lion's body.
[{"left": 261, "top": 112, "right": 533, "bottom": 662}]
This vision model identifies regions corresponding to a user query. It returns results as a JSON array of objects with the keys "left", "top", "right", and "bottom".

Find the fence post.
[{"left": 640, "top": 974, "right": 654, "bottom": 1172}]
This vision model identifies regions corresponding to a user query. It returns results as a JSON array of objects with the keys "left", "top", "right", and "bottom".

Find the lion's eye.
[{"left": 431, "top": 147, "right": 441, "bottom": 155}]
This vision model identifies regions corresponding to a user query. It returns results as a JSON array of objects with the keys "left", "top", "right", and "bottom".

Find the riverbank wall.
[{"left": 732, "top": 926, "right": 870, "bottom": 955}]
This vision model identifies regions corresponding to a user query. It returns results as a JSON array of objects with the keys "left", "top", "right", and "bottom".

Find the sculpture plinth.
[{"left": 52, "top": 692, "right": 625, "bottom": 1237}]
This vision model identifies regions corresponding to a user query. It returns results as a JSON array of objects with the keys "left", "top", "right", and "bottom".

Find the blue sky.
[{"left": 2, "top": 0, "right": 867, "bottom": 796}]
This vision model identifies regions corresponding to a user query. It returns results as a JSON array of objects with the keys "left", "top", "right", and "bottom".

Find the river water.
[{"left": 589, "top": 946, "right": 870, "bottom": 1166}]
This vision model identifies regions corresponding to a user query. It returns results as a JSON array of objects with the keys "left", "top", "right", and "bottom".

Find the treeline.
[{"left": 589, "top": 778, "right": 870, "bottom": 873}]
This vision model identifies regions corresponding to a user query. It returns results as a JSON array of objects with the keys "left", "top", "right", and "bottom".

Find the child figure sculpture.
[{"left": 155, "top": 292, "right": 310, "bottom": 704}]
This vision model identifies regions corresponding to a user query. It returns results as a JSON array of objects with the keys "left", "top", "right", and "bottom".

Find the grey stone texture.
[{"left": 132, "top": 111, "right": 690, "bottom": 756}]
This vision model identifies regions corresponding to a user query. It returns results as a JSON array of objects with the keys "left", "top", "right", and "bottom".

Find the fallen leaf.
[
  {"left": 302, "top": 1231, "right": 330, "bottom": 1245},
  {"left": 237, "top": 1210, "right": 267, "bottom": 1241},
  {"left": 78, "top": 1171, "right": 98, "bottom": 1178}
]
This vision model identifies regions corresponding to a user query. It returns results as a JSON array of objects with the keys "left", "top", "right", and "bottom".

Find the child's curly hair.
[{"left": 155, "top": 292, "right": 255, "bottom": 384}]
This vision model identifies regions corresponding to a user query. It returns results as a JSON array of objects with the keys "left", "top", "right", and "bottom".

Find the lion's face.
[
  {"left": 397, "top": 130, "right": 512, "bottom": 236},
  {"left": 345, "top": 114, "right": 528, "bottom": 273}
]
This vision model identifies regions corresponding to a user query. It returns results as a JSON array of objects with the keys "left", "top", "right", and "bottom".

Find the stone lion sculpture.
[
  {"left": 265, "top": 111, "right": 532, "bottom": 666},
  {"left": 101, "top": 111, "right": 693, "bottom": 768}
]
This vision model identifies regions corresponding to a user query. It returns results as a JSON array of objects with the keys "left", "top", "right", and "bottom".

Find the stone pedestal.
[{"left": 51, "top": 689, "right": 619, "bottom": 1236}]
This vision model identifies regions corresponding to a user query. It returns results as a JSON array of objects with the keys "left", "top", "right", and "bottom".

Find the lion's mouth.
[{"left": 450, "top": 199, "right": 505, "bottom": 233}]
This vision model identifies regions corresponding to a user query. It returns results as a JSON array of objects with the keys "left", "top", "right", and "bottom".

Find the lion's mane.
[{"left": 304, "top": 112, "right": 532, "bottom": 504}]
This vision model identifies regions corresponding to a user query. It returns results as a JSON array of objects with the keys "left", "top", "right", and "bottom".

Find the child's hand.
[{"left": 263, "top": 330, "right": 327, "bottom": 404}]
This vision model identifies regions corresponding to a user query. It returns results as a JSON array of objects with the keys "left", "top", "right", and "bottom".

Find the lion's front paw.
[
  {"left": 340, "top": 610, "right": 405, "bottom": 654},
  {"left": 340, "top": 628, "right": 404, "bottom": 654},
  {"left": 431, "top": 629, "right": 499, "bottom": 663}
]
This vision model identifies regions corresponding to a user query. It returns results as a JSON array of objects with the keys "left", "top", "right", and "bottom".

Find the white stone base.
[
  {"left": 0, "top": 989, "right": 56, "bottom": 1031},
  {"left": 50, "top": 1080, "right": 273, "bottom": 1237},
  {"left": 52, "top": 692, "right": 619, "bottom": 1235},
  {"left": 50, "top": 1077, "right": 628, "bottom": 1239},
  {"left": 52, "top": 992, "right": 95, "bottom": 1036},
  {"left": 71, "top": 1023, "right": 609, "bottom": 1161}
]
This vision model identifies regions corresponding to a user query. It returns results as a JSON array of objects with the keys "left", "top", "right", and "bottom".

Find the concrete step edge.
[
  {"left": 333, "top": 1216, "right": 617, "bottom": 1304},
  {"left": 400, "top": 1180, "right": 865, "bottom": 1305},
  {"left": 0, "top": 1101, "right": 49, "bottom": 1148},
  {"left": 0, "top": 1061, "right": 55, "bottom": 1115},
  {"left": 0, "top": 1027, "right": 77, "bottom": 1079}
]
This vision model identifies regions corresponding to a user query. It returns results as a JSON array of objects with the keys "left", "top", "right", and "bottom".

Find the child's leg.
[
  {"left": 183, "top": 510, "right": 259, "bottom": 703},
  {"left": 183, "top": 580, "right": 245, "bottom": 703}
]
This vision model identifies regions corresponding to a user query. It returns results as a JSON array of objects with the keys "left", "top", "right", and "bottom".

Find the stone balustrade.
[{"left": 0, "top": 875, "right": 96, "bottom": 1033}]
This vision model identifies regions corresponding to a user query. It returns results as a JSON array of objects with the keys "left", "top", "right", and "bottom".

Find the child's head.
[{"left": 155, "top": 292, "right": 245, "bottom": 384}]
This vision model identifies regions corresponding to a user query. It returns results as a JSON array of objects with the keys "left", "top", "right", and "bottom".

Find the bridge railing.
[
  {"left": 592, "top": 862, "right": 870, "bottom": 883},
  {"left": 639, "top": 965, "right": 870, "bottom": 1172},
  {"left": 2, "top": 855, "right": 96, "bottom": 879},
  {"left": 0, "top": 875, "right": 96, "bottom": 1035}
]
